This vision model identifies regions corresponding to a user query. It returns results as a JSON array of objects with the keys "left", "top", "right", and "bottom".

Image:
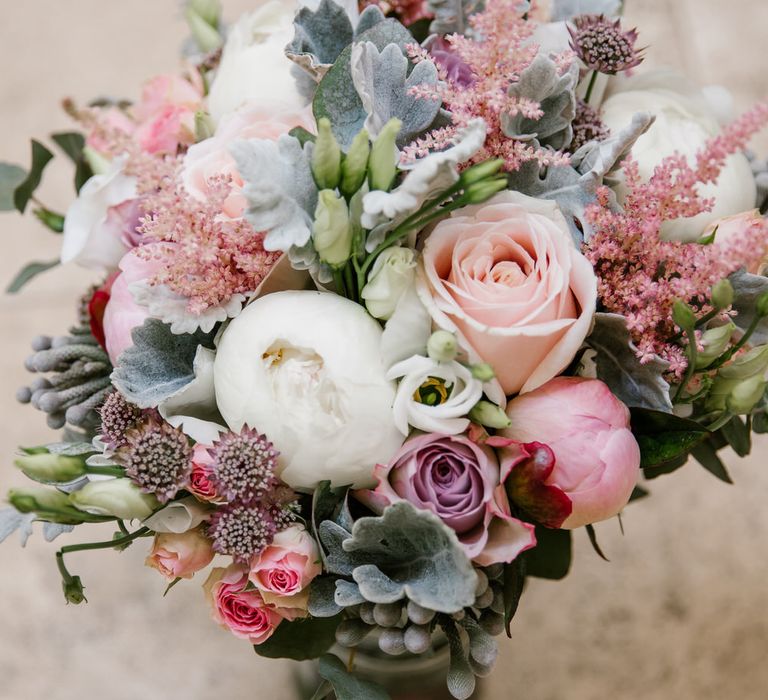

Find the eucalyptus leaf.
[
  {"left": 525, "top": 526, "right": 571, "bottom": 580},
  {"left": 0, "top": 162, "right": 27, "bottom": 211},
  {"left": 14, "top": 139, "right": 54, "bottom": 213},
  {"left": 51, "top": 132, "right": 93, "bottom": 192},
  {"left": 720, "top": 416, "right": 751, "bottom": 457},
  {"left": 691, "top": 440, "right": 733, "bottom": 484},
  {"left": 254, "top": 615, "right": 342, "bottom": 660},
  {"left": 586, "top": 313, "right": 672, "bottom": 413},
  {"left": 729, "top": 270, "right": 768, "bottom": 345},
  {"left": 5, "top": 259, "right": 59, "bottom": 294},
  {"left": 502, "top": 556, "right": 526, "bottom": 636},
  {"left": 317, "top": 654, "right": 390, "bottom": 700}
]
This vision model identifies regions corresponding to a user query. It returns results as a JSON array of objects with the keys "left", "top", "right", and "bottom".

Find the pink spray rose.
[
  {"left": 145, "top": 527, "right": 214, "bottom": 580},
  {"left": 188, "top": 444, "right": 221, "bottom": 503},
  {"left": 181, "top": 103, "right": 315, "bottom": 220},
  {"left": 702, "top": 210, "right": 766, "bottom": 273},
  {"left": 249, "top": 525, "right": 321, "bottom": 620},
  {"left": 500, "top": 377, "right": 641, "bottom": 529},
  {"left": 357, "top": 433, "right": 536, "bottom": 566},
  {"left": 204, "top": 565, "right": 283, "bottom": 645},
  {"left": 418, "top": 191, "right": 597, "bottom": 395}
]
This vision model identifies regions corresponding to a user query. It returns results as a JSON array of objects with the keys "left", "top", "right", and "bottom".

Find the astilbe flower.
[
  {"left": 585, "top": 102, "right": 768, "bottom": 376},
  {"left": 568, "top": 15, "right": 645, "bottom": 74},
  {"left": 403, "top": 0, "right": 572, "bottom": 171},
  {"left": 99, "top": 390, "right": 145, "bottom": 449},
  {"left": 117, "top": 417, "right": 194, "bottom": 503}
]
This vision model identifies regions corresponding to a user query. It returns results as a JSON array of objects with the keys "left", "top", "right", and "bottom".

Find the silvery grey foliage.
[
  {"left": 729, "top": 270, "right": 768, "bottom": 344},
  {"left": 428, "top": 0, "right": 485, "bottom": 36},
  {"left": 351, "top": 42, "right": 440, "bottom": 144},
  {"left": 586, "top": 313, "right": 673, "bottom": 413},
  {"left": 507, "top": 112, "right": 654, "bottom": 243},
  {"left": 43, "top": 522, "right": 75, "bottom": 542},
  {"left": 233, "top": 135, "right": 317, "bottom": 253},
  {"left": 550, "top": 0, "right": 621, "bottom": 21},
  {"left": 46, "top": 442, "right": 96, "bottom": 456},
  {"left": 502, "top": 54, "right": 580, "bottom": 151},
  {"left": 111, "top": 319, "right": 215, "bottom": 409},
  {"left": 0, "top": 508, "right": 35, "bottom": 546}
]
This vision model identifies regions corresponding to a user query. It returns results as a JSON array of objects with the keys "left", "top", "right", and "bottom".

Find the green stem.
[
  {"left": 58, "top": 527, "right": 151, "bottom": 558},
  {"left": 84, "top": 466, "right": 125, "bottom": 477},
  {"left": 332, "top": 269, "right": 347, "bottom": 298},
  {"left": 673, "top": 327, "right": 699, "bottom": 403},
  {"left": 707, "top": 412, "right": 733, "bottom": 432},
  {"left": 343, "top": 264, "right": 357, "bottom": 303},
  {"left": 584, "top": 70, "right": 599, "bottom": 104}
]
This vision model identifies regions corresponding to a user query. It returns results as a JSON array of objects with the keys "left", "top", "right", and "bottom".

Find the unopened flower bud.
[
  {"left": 757, "top": 291, "right": 768, "bottom": 318},
  {"left": 69, "top": 479, "right": 159, "bottom": 520},
  {"left": 469, "top": 400, "right": 511, "bottom": 429},
  {"left": 312, "top": 118, "right": 342, "bottom": 191},
  {"left": 462, "top": 176, "right": 509, "bottom": 204},
  {"left": 695, "top": 323, "right": 735, "bottom": 369},
  {"left": 194, "top": 111, "right": 215, "bottom": 142},
  {"left": 62, "top": 575, "right": 87, "bottom": 605},
  {"left": 672, "top": 300, "right": 697, "bottom": 331},
  {"left": 368, "top": 118, "right": 401, "bottom": 192},
  {"left": 341, "top": 129, "right": 370, "bottom": 197},
  {"left": 711, "top": 279, "right": 734, "bottom": 310},
  {"left": 14, "top": 452, "right": 87, "bottom": 483},
  {"left": 361, "top": 246, "right": 416, "bottom": 320},
  {"left": 726, "top": 375, "right": 767, "bottom": 415},
  {"left": 718, "top": 344, "right": 768, "bottom": 380},
  {"left": 82, "top": 146, "right": 111, "bottom": 176},
  {"left": 313, "top": 190, "right": 353, "bottom": 267},
  {"left": 427, "top": 330, "right": 459, "bottom": 362},
  {"left": 8, "top": 486, "right": 72, "bottom": 514},
  {"left": 185, "top": 4, "right": 223, "bottom": 52},
  {"left": 33, "top": 208, "right": 65, "bottom": 233},
  {"left": 188, "top": 0, "right": 221, "bottom": 27},
  {"left": 460, "top": 158, "right": 505, "bottom": 186},
  {"left": 470, "top": 363, "right": 496, "bottom": 382}
]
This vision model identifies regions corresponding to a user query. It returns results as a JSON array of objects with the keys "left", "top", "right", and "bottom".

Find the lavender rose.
[{"left": 357, "top": 434, "right": 535, "bottom": 566}]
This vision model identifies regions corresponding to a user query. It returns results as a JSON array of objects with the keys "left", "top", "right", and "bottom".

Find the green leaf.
[
  {"left": 5, "top": 259, "right": 59, "bottom": 294},
  {"left": 502, "top": 556, "right": 526, "bottom": 637},
  {"left": 525, "top": 526, "right": 572, "bottom": 580},
  {"left": 719, "top": 415, "right": 751, "bottom": 457},
  {"left": 14, "top": 140, "right": 54, "bottom": 213},
  {"left": 0, "top": 162, "right": 27, "bottom": 211},
  {"left": 753, "top": 411, "right": 768, "bottom": 434},
  {"left": 691, "top": 441, "right": 733, "bottom": 484},
  {"left": 51, "top": 132, "right": 93, "bottom": 193},
  {"left": 629, "top": 485, "right": 650, "bottom": 502},
  {"left": 317, "top": 654, "right": 390, "bottom": 700},
  {"left": 630, "top": 407, "right": 709, "bottom": 473},
  {"left": 33, "top": 207, "right": 65, "bottom": 233},
  {"left": 585, "top": 524, "right": 609, "bottom": 562},
  {"left": 289, "top": 126, "right": 317, "bottom": 147},
  {"left": 254, "top": 615, "right": 342, "bottom": 661}
]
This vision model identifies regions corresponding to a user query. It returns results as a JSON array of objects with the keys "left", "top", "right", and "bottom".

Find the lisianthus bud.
[
  {"left": 69, "top": 479, "right": 159, "bottom": 520},
  {"left": 695, "top": 323, "right": 735, "bottom": 369},
  {"left": 368, "top": 118, "right": 401, "bottom": 192},
  {"left": 427, "top": 330, "right": 459, "bottom": 362},
  {"left": 188, "top": 0, "right": 221, "bottom": 27},
  {"left": 470, "top": 363, "right": 496, "bottom": 382},
  {"left": 711, "top": 279, "right": 734, "bottom": 310},
  {"left": 312, "top": 118, "right": 342, "bottom": 191},
  {"left": 14, "top": 453, "right": 87, "bottom": 483},
  {"left": 361, "top": 246, "right": 417, "bottom": 320},
  {"left": 185, "top": 3, "right": 223, "bottom": 52},
  {"left": 672, "top": 300, "right": 697, "bottom": 332},
  {"left": 459, "top": 158, "right": 505, "bottom": 186},
  {"left": 62, "top": 575, "right": 87, "bottom": 605},
  {"left": 8, "top": 486, "right": 72, "bottom": 514},
  {"left": 341, "top": 129, "right": 370, "bottom": 197},
  {"left": 469, "top": 401, "right": 512, "bottom": 429},
  {"left": 718, "top": 345, "right": 768, "bottom": 380},
  {"left": 462, "top": 176, "right": 510, "bottom": 205},
  {"left": 313, "top": 190, "right": 353, "bottom": 267},
  {"left": 726, "top": 375, "right": 767, "bottom": 415},
  {"left": 194, "top": 111, "right": 215, "bottom": 142}
]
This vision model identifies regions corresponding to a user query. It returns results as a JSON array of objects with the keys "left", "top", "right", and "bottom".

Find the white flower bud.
[
  {"left": 361, "top": 246, "right": 417, "bottom": 321},
  {"left": 313, "top": 190, "right": 353, "bottom": 267},
  {"left": 70, "top": 479, "right": 159, "bottom": 520}
]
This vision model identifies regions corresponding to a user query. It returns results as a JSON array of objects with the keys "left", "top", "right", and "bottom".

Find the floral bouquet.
[{"left": 2, "top": 0, "right": 768, "bottom": 697}]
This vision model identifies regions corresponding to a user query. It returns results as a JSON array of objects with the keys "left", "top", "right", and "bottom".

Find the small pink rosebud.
[{"left": 145, "top": 528, "right": 214, "bottom": 581}]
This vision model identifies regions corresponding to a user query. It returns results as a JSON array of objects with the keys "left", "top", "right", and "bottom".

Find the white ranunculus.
[
  {"left": 361, "top": 246, "right": 417, "bottom": 321},
  {"left": 214, "top": 290, "right": 404, "bottom": 490},
  {"left": 61, "top": 155, "right": 137, "bottom": 271},
  {"left": 601, "top": 72, "right": 757, "bottom": 243},
  {"left": 387, "top": 355, "right": 484, "bottom": 436}
]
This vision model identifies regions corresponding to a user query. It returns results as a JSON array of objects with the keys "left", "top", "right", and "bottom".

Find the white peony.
[
  {"left": 214, "top": 290, "right": 404, "bottom": 490},
  {"left": 61, "top": 155, "right": 137, "bottom": 271},
  {"left": 601, "top": 71, "right": 757, "bottom": 242}
]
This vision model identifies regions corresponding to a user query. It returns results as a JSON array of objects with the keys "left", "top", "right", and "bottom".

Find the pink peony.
[
  {"left": 702, "top": 209, "right": 767, "bottom": 273},
  {"left": 418, "top": 191, "right": 597, "bottom": 396},
  {"left": 204, "top": 565, "right": 282, "bottom": 645},
  {"left": 500, "top": 377, "right": 640, "bottom": 529},
  {"left": 145, "top": 528, "right": 214, "bottom": 581},
  {"left": 188, "top": 444, "right": 221, "bottom": 503},
  {"left": 356, "top": 433, "right": 536, "bottom": 566},
  {"left": 181, "top": 103, "right": 315, "bottom": 219},
  {"left": 249, "top": 525, "right": 321, "bottom": 620}
]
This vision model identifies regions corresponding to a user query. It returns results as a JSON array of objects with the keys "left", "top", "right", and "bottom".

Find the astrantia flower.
[
  {"left": 208, "top": 428, "right": 280, "bottom": 505},
  {"left": 568, "top": 15, "right": 644, "bottom": 74},
  {"left": 569, "top": 99, "right": 609, "bottom": 152},
  {"left": 99, "top": 391, "right": 145, "bottom": 450},
  {"left": 117, "top": 418, "right": 193, "bottom": 503}
]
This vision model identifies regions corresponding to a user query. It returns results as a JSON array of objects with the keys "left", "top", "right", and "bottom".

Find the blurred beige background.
[{"left": 0, "top": 1, "right": 767, "bottom": 699}]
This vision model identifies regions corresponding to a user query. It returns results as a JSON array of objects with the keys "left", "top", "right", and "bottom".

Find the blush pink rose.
[
  {"left": 188, "top": 444, "right": 221, "bottom": 503},
  {"left": 181, "top": 103, "right": 315, "bottom": 219},
  {"left": 357, "top": 433, "right": 536, "bottom": 566},
  {"left": 204, "top": 565, "right": 282, "bottom": 645},
  {"left": 702, "top": 210, "right": 766, "bottom": 273},
  {"left": 145, "top": 528, "right": 214, "bottom": 580},
  {"left": 500, "top": 377, "right": 640, "bottom": 529},
  {"left": 418, "top": 191, "right": 597, "bottom": 396}
]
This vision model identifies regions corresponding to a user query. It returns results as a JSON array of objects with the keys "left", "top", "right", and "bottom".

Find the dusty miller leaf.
[
  {"left": 318, "top": 654, "right": 390, "bottom": 700},
  {"left": 43, "top": 522, "right": 75, "bottom": 542},
  {"left": 428, "top": 0, "right": 485, "bottom": 36},
  {"left": 0, "top": 508, "right": 36, "bottom": 547},
  {"left": 551, "top": 0, "right": 620, "bottom": 20},
  {"left": 585, "top": 313, "right": 673, "bottom": 412},
  {"left": 729, "top": 270, "right": 768, "bottom": 345}
]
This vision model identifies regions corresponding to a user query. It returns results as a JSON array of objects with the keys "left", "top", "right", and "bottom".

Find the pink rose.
[
  {"left": 181, "top": 103, "right": 315, "bottom": 219},
  {"left": 357, "top": 433, "right": 536, "bottom": 566},
  {"left": 86, "top": 107, "right": 135, "bottom": 155},
  {"left": 500, "top": 377, "right": 640, "bottom": 529},
  {"left": 145, "top": 527, "right": 214, "bottom": 580},
  {"left": 204, "top": 565, "right": 283, "bottom": 645},
  {"left": 418, "top": 191, "right": 597, "bottom": 395},
  {"left": 188, "top": 444, "right": 221, "bottom": 503},
  {"left": 703, "top": 210, "right": 766, "bottom": 273},
  {"left": 249, "top": 525, "right": 321, "bottom": 620}
]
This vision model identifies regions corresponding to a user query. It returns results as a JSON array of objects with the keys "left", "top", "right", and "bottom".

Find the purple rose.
[{"left": 356, "top": 434, "right": 535, "bottom": 566}]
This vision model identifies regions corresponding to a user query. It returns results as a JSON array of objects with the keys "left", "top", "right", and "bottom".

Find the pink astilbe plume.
[
  {"left": 403, "top": 0, "right": 571, "bottom": 171},
  {"left": 585, "top": 102, "right": 768, "bottom": 376}
]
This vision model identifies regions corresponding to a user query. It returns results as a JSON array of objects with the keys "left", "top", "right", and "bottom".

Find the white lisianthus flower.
[
  {"left": 214, "top": 290, "right": 404, "bottom": 490},
  {"left": 387, "top": 355, "right": 484, "bottom": 436},
  {"left": 361, "top": 246, "right": 417, "bottom": 320},
  {"left": 69, "top": 479, "right": 158, "bottom": 520},
  {"left": 61, "top": 155, "right": 137, "bottom": 271},
  {"left": 143, "top": 496, "right": 211, "bottom": 534},
  {"left": 601, "top": 71, "right": 757, "bottom": 242}
]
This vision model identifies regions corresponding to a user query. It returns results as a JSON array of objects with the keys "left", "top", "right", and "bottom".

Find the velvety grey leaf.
[
  {"left": 0, "top": 508, "right": 36, "bottom": 547},
  {"left": 233, "top": 135, "right": 317, "bottom": 253},
  {"left": 428, "top": 0, "right": 485, "bottom": 36},
  {"left": 286, "top": 0, "right": 354, "bottom": 82},
  {"left": 313, "top": 18, "right": 415, "bottom": 148},
  {"left": 0, "top": 162, "right": 27, "bottom": 211},
  {"left": 320, "top": 520, "right": 358, "bottom": 576},
  {"left": 352, "top": 564, "right": 405, "bottom": 604},
  {"left": 111, "top": 319, "right": 214, "bottom": 409},
  {"left": 730, "top": 270, "right": 768, "bottom": 344},
  {"left": 318, "top": 654, "right": 390, "bottom": 700},
  {"left": 308, "top": 576, "right": 345, "bottom": 617},
  {"left": 43, "top": 522, "right": 75, "bottom": 542},
  {"left": 355, "top": 5, "right": 387, "bottom": 34},
  {"left": 334, "top": 579, "right": 367, "bottom": 606},
  {"left": 586, "top": 313, "right": 673, "bottom": 412},
  {"left": 502, "top": 54, "right": 579, "bottom": 150},
  {"left": 551, "top": 0, "right": 620, "bottom": 20},
  {"left": 351, "top": 42, "right": 440, "bottom": 144}
]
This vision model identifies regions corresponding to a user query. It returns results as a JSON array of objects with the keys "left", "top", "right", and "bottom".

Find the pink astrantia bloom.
[
  {"left": 356, "top": 433, "right": 536, "bottom": 566},
  {"left": 204, "top": 565, "right": 282, "bottom": 645},
  {"left": 568, "top": 15, "right": 645, "bottom": 75}
]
